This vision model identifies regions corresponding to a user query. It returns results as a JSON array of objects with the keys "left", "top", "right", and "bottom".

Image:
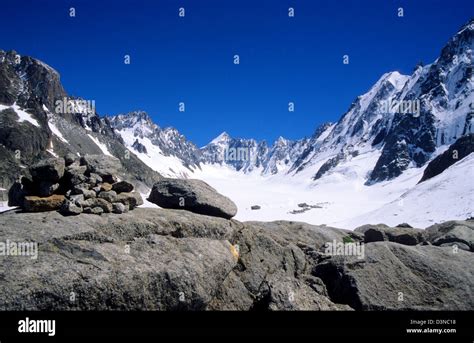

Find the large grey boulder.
[
  {"left": 98, "top": 190, "right": 118, "bottom": 203},
  {"left": 209, "top": 221, "right": 353, "bottom": 311},
  {"left": 424, "top": 220, "right": 474, "bottom": 251},
  {"left": 148, "top": 178, "right": 237, "bottom": 219},
  {"left": 64, "top": 163, "right": 88, "bottom": 186},
  {"left": 29, "top": 157, "right": 65, "bottom": 182},
  {"left": 80, "top": 154, "right": 121, "bottom": 184},
  {"left": 314, "top": 242, "right": 474, "bottom": 310},
  {"left": 112, "top": 181, "right": 134, "bottom": 193},
  {"left": 247, "top": 220, "right": 361, "bottom": 251},
  {"left": 59, "top": 199, "right": 83, "bottom": 216},
  {"left": 354, "top": 224, "right": 425, "bottom": 246},
  {"left": 116, "top": 192, "right": 143, "bottom": 210},
  {"left": 112, "top": 202, "right": 128, "bottom": 214}
]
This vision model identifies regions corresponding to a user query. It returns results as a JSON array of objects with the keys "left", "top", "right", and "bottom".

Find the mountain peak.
[
  {"left": 108, "top": 111, "right": 159, "bottom": 138},
  {"left": 274, "top": 136, "right": 289, "bottom": 145},
  {"left": 456, "top": 18, "right": 474, "bottom": 35},
  {"left": 110, "top": 111, "right": 153, "bottom": 125},
  {"left": 124, "top": 110, "right": 151, "bottom": 121},
  {"left": 210, "top": 131, "right": 231, "bottom": 145},
  {"left": 379, "top": 71, "right": 410, "bottom": 90}
]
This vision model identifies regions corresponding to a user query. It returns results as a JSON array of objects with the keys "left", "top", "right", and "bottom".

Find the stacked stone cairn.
[{"left": 9, "top": 154, "right": 143, "bottom": 215}]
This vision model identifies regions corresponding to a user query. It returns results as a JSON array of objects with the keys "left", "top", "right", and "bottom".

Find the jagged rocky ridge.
[
  {"left": 108, "top": 112, "right": 311, "bottom": 176},
  {"left": 108, "top": 112, "right": 202, "bottom": 170}
]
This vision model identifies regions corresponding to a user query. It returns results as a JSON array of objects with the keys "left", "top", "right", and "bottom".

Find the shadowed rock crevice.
[{"left": 313, "top": 261, "right": 362, "bottom": 310}]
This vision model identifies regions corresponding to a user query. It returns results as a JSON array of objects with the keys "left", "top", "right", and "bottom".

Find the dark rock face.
[
  {"left": 64, "top": 153, "right": 77, "bottom": 166},
  {"left": 132, "top": 139, "right": 147, "bottom": 154},
  {"left": 0, "top": 50, "right": 66, "bottom": 110},
  {"left": 419, "top": 134, "right": 474, "bottom": 183},
  {"left": 112, "top": 181, "right": 134, "bottom": 193},
  {"left": 0, "top": 107, "right": 49, "bottom": 166},
  {"left": 7, "top": 182, "right": 26, "bottom": 206},
  {"left": 354, "top": 224, "right": 425, "bottom": 245},
  {"left": 313, "top": 153, "right": 344, "bottom": 180},
  {"left": 368, "top": 134, "right": 413, "bottom": 183},
  {"left": 148, "top": 178, "right": 238, "bottom": 219},
  {"left": 314, "top": 242, "right": 474, "bottom": 310},
  {"left": 30, "top": 158, "right": 65, "bottom": 183},
  {"left": 37, "top": 181, "right": 59, "bottom": 197},
  {"left": 0, "top": 50, "right": 162, "bottom": 198}
]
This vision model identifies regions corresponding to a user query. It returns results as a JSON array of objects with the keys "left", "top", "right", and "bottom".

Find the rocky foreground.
[{"left": 0, "top": 207, "right": 472, "bottom": 311}]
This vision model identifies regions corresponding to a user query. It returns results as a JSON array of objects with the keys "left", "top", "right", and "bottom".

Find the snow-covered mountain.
[
  {"left": 282, "top": 19, "right": 473, "bottom": 184},
  {"left": 105, "top": 19, "right": 473, "bottom": 227},
  {"left": 111, "top": 19, "right": 473, "bottom": 184},
  {"left": 109, "top": 113, "right": 312, "bottom": 176},
  {"left": 3, "top": 19, "right": 471, "bottom": 228},
  {"left": 199, "top": 132, "right": 309, "bottom": 175},
  {"left": 199, "top": 132, "right": 264, "bottom": 173},
  {"left": 0, "top": 50, "right": 161, "bottom": 192},
  {"left": 108, "top": 111, "right": 201, "bottom": 177},
  {"left": 368, "top": 20, "right": 474, "bottom": 183}
]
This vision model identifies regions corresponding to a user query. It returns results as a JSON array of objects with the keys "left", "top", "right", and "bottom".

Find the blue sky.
[{"left": 1, "top": 0, "right": 472, "bottom": 146}]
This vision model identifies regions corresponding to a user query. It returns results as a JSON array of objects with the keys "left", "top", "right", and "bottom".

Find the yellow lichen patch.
[{"left": 229, "top": 244, "right": 239, "bottom": 261}]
